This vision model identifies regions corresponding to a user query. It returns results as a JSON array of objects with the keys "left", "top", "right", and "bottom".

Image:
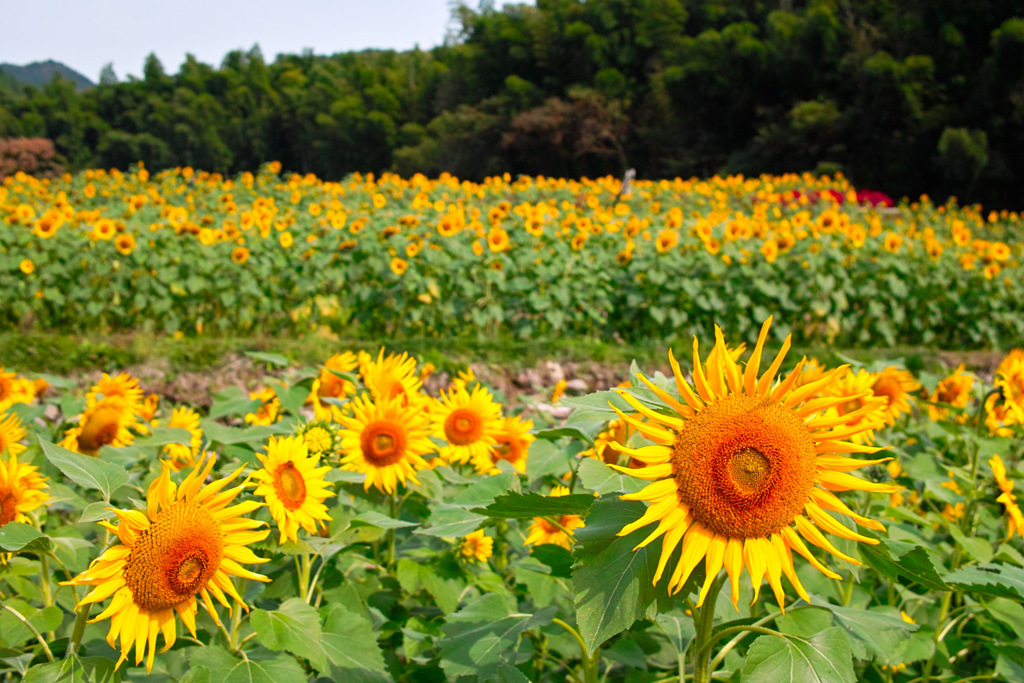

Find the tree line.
[{"left": 1, "top": 0, "right": 1022, "bottom": 208}]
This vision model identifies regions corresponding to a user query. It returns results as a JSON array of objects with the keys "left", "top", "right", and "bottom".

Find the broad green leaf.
[
  {"left": 22, "top": 655, "right": 86, "bottom": 683},
  {"left": 396, "top": 558, "right": 463, "bottom": 613},
  {"left": 985, "top": 598, "right": 1024, "bottom": 639},
  {"left": 655, "top": 609, "right": 697, "bottom": 654},
  {"left": 39, "top": 439, "right": 129, "bottom": 501},
  {"left": 189, "top": 645, "right": 308, "bottom": 683},
  {"left": 449, "top": 471, "right": 519, "bottom": 508},
  {"left": 77, "top": 501, "right": 115, "bottom": 524},
  {"left": 576, "top": 457, "right": 644, "bottom": 495},
  {"left": 946, "top": 523, "right": 994, "bottom": 563},
  {"left": 530, "top": 544, "right": 574, "bottom": 578},
  {"left": 439, "top": 593, "right": 555, "bottom": 679},
  {"left": 131, "top": 426, "right": 194, "bottom": 448},
  {"left": 414, "top": 503, "right": 486, "bottom": 538},
  {"left": 473, "top": 491, "right": 594, "bottom": 519},
  {"left": 320, "top": 604, "right": 389, "bottom": 682},
  {"left": 250, "top": 598, "right": 328, "bottom": 673},
  {"left": 572, "top": 497, "right": 673, "bottom": 653},
  {"left": 352, "top": 510, "right": 418, "bottom": 529},
  {"left": 944, "top": 563, "right": 1024, "bottom": 600},
  {"left": 0, "top": 522, "right": 52, "bottom": 553},
  {"left": 0, "top": 602, "right": 63, "bottom": 648},
  {"left": 524, "top": 438, "right": 574, "bottom": 480},
  {"left": 208, "top": 385, "right": 262, "bottom": 419},
  {"left": 742, "top": 628, "right": 855, "bottom": 683},
  {"left": 245, "top": 351, "right": 290, "bottom": 367},
  {"left": 200, "top": 421, "right": 292, "bottom": 446},
  {"left": 809, "top": 599, "right": 916, "bottom": 663},
  {"left": 859, "top": 537, "right": 949, "bottom": 591}
]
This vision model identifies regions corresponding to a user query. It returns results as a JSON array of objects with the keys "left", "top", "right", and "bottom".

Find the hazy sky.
[{"left": 0, "top": 0, "right": 497, "bottom": 82}]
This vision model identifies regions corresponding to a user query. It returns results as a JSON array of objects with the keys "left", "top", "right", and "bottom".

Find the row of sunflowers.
[
  {"left": 2, "top": 322, "right": 1024, "bottom": 682},
  {"left": 2, "top": 165, "right": 1023, "bottom": 345}
]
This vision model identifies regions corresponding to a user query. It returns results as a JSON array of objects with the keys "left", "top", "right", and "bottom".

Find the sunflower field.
[
  {"left": 2, "top": 328, "right": 1024, "bottom": 683},
  {"left": 1, "top": 164, "right": 1023, "bottom": 346}
]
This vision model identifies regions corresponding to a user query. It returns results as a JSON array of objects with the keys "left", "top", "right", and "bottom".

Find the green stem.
[
  {"left": 552, "top": 618, "right": 600, "bottom": 683},
  {"left": 920, "top": 590, "right": 954, "bottom": 683},
  {"left": 691, "top": 573, "right": 728, "bottom": 683},
  {"left": 66, "top": 602, "right": 93, "bottom": 657},
  {"left": 4, "top": 605, "right": 54, "bottom": 662}
]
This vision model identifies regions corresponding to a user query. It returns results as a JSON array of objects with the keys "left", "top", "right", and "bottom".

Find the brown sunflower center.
[
  {"left": 492, "top": 441, "right": 514, "bottom": 462},
  {"left": 445, "top": 408, "right": 483, "bottom": 446},
  {"left": 671, "top": 394, "right": 817, "bottom": 539},
  {"left": 360, "top": 421, "right": 407, "bottom": 467},
  {"left": 838, "top": 398, "right": 864, "bottom": 417},
  {"left": 78, "top": 405, "right": 122, "bottom": 455},
  {"left": 274, "top": 463, "right": 307, "bottom": 510},
  {"left": 123, "top": 500, "right": 224, "bottom": 612},
  {"left": 871, "top": 377, "right": 900, "bottom": 406},
  {"left": 0, "top": 492, "right": 16, "bottom": 526}
]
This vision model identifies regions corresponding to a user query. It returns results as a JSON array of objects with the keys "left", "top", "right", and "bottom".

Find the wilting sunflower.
[
  {"left": 63, "top": 456, "right": 270, "bottom": 671},
  {"left": 434, "top": 384, "right": 503, "bottom": 465},
  {"left": 252, "top": 436, "right": 333, "bottom": 544},
  {"left": 0, "top": 411, "right": 28, "bottom": 457},
  {"left": 339, "top": 394, "right": 435, "bottom": 493},
  {"left": 161, "top": 406, "right": 204, "bottom": 470},
  {"left": 0, "top": 449, "right": 49, "bottom": 529},
  {"left": 460, "top": 530, "right": 494, "bottom": 562},
  {"left": 61, "top": 397, "right": 137, "bottom": 456},
  {"left": 608, "top": 318, "right": 895, "bottom": 608},
  {"left": 871, "top": 367, "right": 919, "bottom": 425},
  {"left": 472, "top": 415, "right": 535, "bottom": 474},
  {"left": 926, "top": 364, "right": 975, "bottom": 422},
  {"left": 525, "top": 486, "right": 585, "bottom": 549},
  {"left": 359, "top": 348, "right": 424, "bottom": 407}
]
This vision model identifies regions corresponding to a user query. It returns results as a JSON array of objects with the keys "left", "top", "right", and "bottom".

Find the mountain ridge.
[{"left": 0, "top": 60, "right": 94, "bottom": 92}]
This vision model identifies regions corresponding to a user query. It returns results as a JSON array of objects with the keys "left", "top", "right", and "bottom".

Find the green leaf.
[
  {"left": 22, "top": 655, "right": 87, "bottom": 683},
  {"left": 473, "top": 491, "right": 594, "bottom": 519},
  {"left": 414, "top": 503, "right": 486, "bottom": 538},
  {"left": 984, "top": 598, "right": 1024, "bottom": 639},
  {"left": 190, "top": 646, "right": 309, "bottom": 683},
  {"left": 524, "top": 439, "right": 574, "bottom": 480},
  {"left": 77, "top": 501, "right": 115, "bottom": 524},
  {"left": 944, "top": 563, "right": 1024, "bottom": 600},
  {"left": 320, "top": 604, "right": 389, "bottom": 682},
  {"left": 655, "top": 610, "right": 696, "bottom": 654},
  {"left": 245, "top": 351, "right": 290, "bottom": 367},
  {"left": 809, "top": 599, "right": 916, "bottom": 663},
  {"left": 530, "top": 544, "right": 575, "bottom": 579},
  {"left": 449, "top": 471, "right": 519, "bottom": 508},
  {"left": 0, "top": 602, "right": 63, "bottom": 648},
  {"left": 859, "top": 538, "right": 949, "bottom": 591},
  {"left": 352, "top": 510, "right": 418, "bottom": 529},
  {"left": 131, "top": 426, "right": 194, "bottom": 448},
  {"left": 250, "top": 598, "right": 328, "bottom": 673},
  {"left": 0, "top": 522, "right": 52, "bottom": 553},
  {"left": 572, "top": 497, "right": 672, "bottom": 654},
  {"left": 946, "top": 523, "right": 994, "bottom": 563},
  {"left": 439, "top": 593, "right": 555, "bottom": 679},
  {"left": 742, "top": 628, "right": 855, "bottom": 683},
  {"left": 200, "top": 421, "right": 292, "bottom": 446},
  {"left": 576, "top": 457, "right": 644, "bottom": 495},
  {"left": 39, "top": 439, "right": 129, "bottom": 501},
  {"left": 396, "top": 558, "right": 463, "bottom": 614}
]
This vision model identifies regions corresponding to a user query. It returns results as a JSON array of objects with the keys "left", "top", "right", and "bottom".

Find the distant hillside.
[{"left": 0, "top": 60, "right": 93, "bottom": 92}]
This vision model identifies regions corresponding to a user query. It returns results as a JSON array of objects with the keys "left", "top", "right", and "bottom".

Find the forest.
[{"left": 2, "top": 0, "right": 1023, "bottom": 208}]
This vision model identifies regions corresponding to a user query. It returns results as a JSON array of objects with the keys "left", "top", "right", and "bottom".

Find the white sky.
[{"left": 0, "top": 0, "right": 504, "bottom": 82}]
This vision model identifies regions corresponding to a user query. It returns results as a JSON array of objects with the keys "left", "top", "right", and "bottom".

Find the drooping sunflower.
[
  {"left": 926, "top": 364, "right": 975, "bottom": 422},
  {"left": 460, "top": 530, "right": 494, "bottom": 562},
  {"left": 609, "top": 318, "right": 895, "bottom": 608},
  {"left": 252, "top": 436, "right": 334, "bottom": 544},
  {"left": 434, "top": 384, "right": 503, "bottom": 465},
  {"left": 525, "top": 486, "right": 585, "bottom": 549},
  {"left": 0, "top": 449, "right": 49, "bottom": 529},
  {"left": 339, "top": 394, "right": 436, "bottom": 493},
  {"left": 161, "top": 406, "right": 204, "bottom": 470},
  {"left": 359, "top": 348, "right": 424, "bottom": 407},
  {"left": 0, "top": 411, "right": 28, "bottom": 457},
  {"left": 61, "top": 397, "right": 137, "bottom": 456},
  {"left": 471, "top": 415, "right": 535, "bottom": 474},
  {"left": 871, "top": 367, "right": 920, "bottom": 425},
  {"left": 63, "top": 456, "right": 270, "bottom": 672}
]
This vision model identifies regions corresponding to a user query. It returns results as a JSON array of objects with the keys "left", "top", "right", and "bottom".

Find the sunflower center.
[
  {"left": 838, "top": 398, "right": 863, "bottom": 416},
  {"left": 671, "top": 394, "right": 817, "bottom": 539},
  {"left": 871, "top": 377, "right": 900, "bottom": 406},
  {"left": 123, "top": 500, "right": 224, "bottom": 612},
  {"left": 274, "top": 463, "right": 307, "bottom": 510},
  {"left": 78, "top": 405, "right": 122, "bottom": 454},
  {"left": 492, "top": 441, "right": 514, "bottom": 462},
  {"left": 0, "top": 492, "right": 16, "bottom": 526},
  {"left": 361, "top": 421, "right": 407, "bottom": 467},
  {"left": 445, "top": 409, "right": 483, "bottom": 446}
]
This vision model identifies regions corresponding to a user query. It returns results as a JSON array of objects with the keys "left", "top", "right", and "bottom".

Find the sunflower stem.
[
  {"left": 4, "top": 604, "right": 54, "bottom": 662},
  {"left": 552, "top": 617, "right": 599, "bottom": 683},
  {"left": 297, "top": 554, "right": 312, "bottom": 603},
  {"left": 67, "top": 602, "right": 93, "bottom": 658},
  {"left": 691, "top": 572, "right": 728, "bottom": 683}
]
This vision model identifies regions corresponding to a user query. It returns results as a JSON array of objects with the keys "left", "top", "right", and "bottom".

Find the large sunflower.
[
  {"left": 252, "top": 436, "right": 334, "bottom": 544},
  {"left": 434, "top": 384, "right": 503, "bottom": 465},
  {"left": 609, "top": 318, "right": 895, "bottom": 609},
  {"left": 0, "top": 450, "right": 49, "bottom": 529},
  {"left": 339, "top": 394, "right": 436, "bottom": 493},
  {"left": 63, "top": 455, "right": 269, "bottom": 672}
]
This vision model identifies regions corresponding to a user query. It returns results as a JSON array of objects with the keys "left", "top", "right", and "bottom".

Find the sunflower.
[
  {"left": 926, "top": 364, "right": 975, "bottom": 422},
  {"left": 608, "top": 318, "right": 894, "bottom": 608},
  {"left": 115, "top": 234, "right": 136, "bottom": 255},
  {"left": 161, "top": 406, "right": 204, "bottom": 470},
  {"left": 0, "top": 449, "right": 49, "bottom": 529},
  {"left": 434, "top": 384, "right": 503, "bottom": 465},
  {"left": 61, "top": 397, "right": 137, "bottom": 456},
  {"left": 990, "top": 455, "right": 1024, "bottom": 540},
  {"left": 472, "top": 415, "right": 535, "bottom": 474},
  {"left": 63, "top": 456, "right": 269, "bottom": 671},
  {"left": 820, "top": 369, "right": 887, "bottom": 445},
  {"left": 359, "top": 348, "right": 424, "bottom": 407},
  {"left": 525, "top": 486, "right": 585, "bottom": 549},
  {"left": 19, "top": 259, "right": 35, "bottom": 275},
  {"left": 0, "top": 411, "right": 28, "bottom": 457},
  {"left": 871, "top": 367, "right": 920, "bottom": 425},
  {"left": 309, "top": 352, "right": 358, "bottom": 421},
  {"left": 460, "top": 530, "right": 493, "bottom": 562},
  {"left": 87, "top": 372, "right": 144, "bottom": 412},
  {"left": 0, "top": 367, "right": 35, "bottom": 413},
  {"left": 991, "top": 351, "right": 1024, "bottom": 428},
  {"left": 252, "top": 436, "right": 334, "bottom": 544},
  {"left": 339, "top": 394, "right": 436, "bottom": 493},
  {"left": 245, "top": 387, "right": 280, "bottom": 426},
  {"left": 231, "top": 246, "right": 249, "bottom": 264}
]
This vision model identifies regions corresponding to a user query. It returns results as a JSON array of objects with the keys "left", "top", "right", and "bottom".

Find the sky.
[{"left": 0, "top": 0, "right": 489, "bottom": 83}]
